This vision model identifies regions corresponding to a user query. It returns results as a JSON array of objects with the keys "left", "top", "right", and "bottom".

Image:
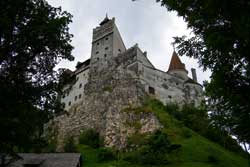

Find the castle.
[
  {"left": 61, "top": 16, "right": 203, "bottom": 111},
  {"left": 47, "top": 16, "right": 203, "bottom": 150}
]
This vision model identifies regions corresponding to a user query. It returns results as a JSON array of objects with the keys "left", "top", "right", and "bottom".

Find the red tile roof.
[{"left": 168, "top": 51, "right": 187, "bottom": 72}]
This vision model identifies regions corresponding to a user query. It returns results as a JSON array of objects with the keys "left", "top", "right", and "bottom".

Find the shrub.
[
  {"left": 182, "top": 128, "right": 192, "bottom": 138},
  {"left": 208, "top": 155, "right": 219, "bottom": 163},
  {"left": 64, "top": 137, "right": 77, "bottom": 152},
  {"left": 97, "top": 148, "right": 116, "bottom": 162},
  {"left": 125, "top": 130, "right": 181, "bottom": 165},
  {"left": 79, "top": 129, "right": 103, "bottom": 148}
]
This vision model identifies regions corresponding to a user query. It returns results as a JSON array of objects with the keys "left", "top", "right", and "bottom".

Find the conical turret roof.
[{"left": 168, "top": 51, "right": 187, "bottom": 72}]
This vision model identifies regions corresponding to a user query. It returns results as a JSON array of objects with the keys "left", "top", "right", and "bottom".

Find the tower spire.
[{"left": 168, "top": 51, "right": 187, "bottom": 73}]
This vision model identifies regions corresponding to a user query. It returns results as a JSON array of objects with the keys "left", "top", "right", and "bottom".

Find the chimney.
[{"left": 191, "top": 68, "right": 197, "bottom": 82}]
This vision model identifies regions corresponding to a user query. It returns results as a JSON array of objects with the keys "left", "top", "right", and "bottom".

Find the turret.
[{"left": 167, "top": 51, "right": 188, "bottom": 80}]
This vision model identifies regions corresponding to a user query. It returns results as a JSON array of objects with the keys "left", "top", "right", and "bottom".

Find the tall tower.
[
  {"left": 167, "top": 51, "right": 188, "bottom": 80},
  {"left": 90, "top": 15, "right": 126, "bottom": 70}
]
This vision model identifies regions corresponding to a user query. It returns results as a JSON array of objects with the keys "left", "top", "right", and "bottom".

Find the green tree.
[
  {"left": 0, "top": 0, "right": 74, "bottom": 165},
  {"left": 154, "top": 0, "right": 250, "bottom": 149}
]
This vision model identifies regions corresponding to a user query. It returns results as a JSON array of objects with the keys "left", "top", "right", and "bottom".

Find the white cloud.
[{"left": 47, "top": 0, "right": 211, "bottom": 83}]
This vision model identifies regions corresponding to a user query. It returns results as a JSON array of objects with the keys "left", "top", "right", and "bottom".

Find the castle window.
[
  {"left": 97, "top": 57, "right": 99, "bottom": 61},
  {"left": 118, "top": 49, "right": 121, "bottom": 52},
  {"left": 79, "top": 94, "right": 82, "bottom": 99},
  {"left": 105, "top": 37, "right": 109, "bottom": 40},
  {"left": 68, "top": 101, "right": 71, "bottom": 106},
  {"left": 176, "top": 83, "right": 179, "bottom": 86},
  {"left": 79, "top": 83, "right": 82, "bottom": 88},
  {"left": 105, "top": 47, "right": 109, "bottom": 50},
  {"left": 62, "top": 103, "right": 65, "bottom": 108},
  {"left": 104, "top": 54, "right": 107, "bottom": 58},
  {"left": 75, "top": 96, "right": 77, "bottom": 101},
  {"left": 149, "top": 86, "right": 155, "bottom": 95},
  {"left": 62, "top": 94, "right": 65, "bottom": 98},
  {"left": 97, "top": 42, "right": 99, "bottom": 46},
  {"left": 168, "top": 95, "right": 172, "bottom": 99},
  {"left": 96, "top": 51, "right": 99, "bottom": 54}
]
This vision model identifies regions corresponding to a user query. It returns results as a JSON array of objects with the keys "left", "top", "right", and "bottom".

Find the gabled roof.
[
  {"left": 6, "top": 153, "right": 81, "bottom": 167},
  {"left": 168, "top": 51, "right": 187, "bottom": 73}
]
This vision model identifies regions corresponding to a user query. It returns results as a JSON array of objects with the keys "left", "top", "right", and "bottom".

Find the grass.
[{"left": 75, "top": 98, "right": 249, "bottom": 167}]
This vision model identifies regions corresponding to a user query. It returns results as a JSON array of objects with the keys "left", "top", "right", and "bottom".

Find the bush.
[
  {"left": 208, "top": 155, "right": 219, "bottom": 163},
  {"left": 97, "top": 148, "right": 116, "bottom": 162},
  {"left": 64, "top": 137, "right": 77, "bottom": 152},
  {"left": 182, "top": 128, "right": 192, "bottom": 138},
  {"left": 125, "top": 130, "right": 181, "bottom": 165},
  {"left": 79, "top": 129, "right": 103, "bottom": 148}
]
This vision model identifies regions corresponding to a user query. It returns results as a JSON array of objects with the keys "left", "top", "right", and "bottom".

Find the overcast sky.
[{"left": 47, "top": 0, "right": 211, "bottom": 84}]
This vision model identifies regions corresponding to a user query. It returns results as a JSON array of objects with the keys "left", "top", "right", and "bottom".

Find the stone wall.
[{"left": 45, "top": 46, "right": 162, "bottom": 151}]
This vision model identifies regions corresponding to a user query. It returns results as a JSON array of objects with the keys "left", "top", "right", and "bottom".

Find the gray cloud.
[{"left": 47, "top": 0, "right": 211, "bottom": 84}]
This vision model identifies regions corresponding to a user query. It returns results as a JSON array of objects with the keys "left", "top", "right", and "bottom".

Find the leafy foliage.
[
  {"left": 155, "top": 0, "right": 250, "bottom": 148},
  {"left": 125, "top": 130, "right": 181, "bottom": 165},
  {"left": 64, "top": 137, "right": 77, "bottom": 153},
  {"left": 97, "top": 148, "right": 116, "bottom": 162},
  {"left": 79, "top": 129, "right": 103, "bottom": 148},
  {"left": 0, "top": 0, "right": 73, "bottom": 163}
]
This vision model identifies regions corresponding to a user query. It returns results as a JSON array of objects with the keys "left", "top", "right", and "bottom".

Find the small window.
[
  {"left": 97, "top": 42, "right": 99, "bottom": 46},
  {"left": 75, "top": 96, "right": 77, "bottom": 101},
  {"left": 79, "top": 83, "right": 82, "bottom": 88},
  {"left": 62, "top": 94, "right": 65, "bottom": 98},
  {"left": 76, "top": 77, "right": 79, "bottom": 81},
  {"left": 79, "top": 94, "right": 82, "bottom": 99},
  {"left": 118, "top": 49, "right": 121, "bottom": 52},
  {"left": 105, "top": 47, "right": 108, "bottom": 50},
  {"left": 149, "top": 86, "right": 155, "bottom": 95},
  {"left": 62, "top": 103, "right": 65, "bottom": 108},
  {"left": 168, "top": 95, "right": 172, "bottom": 99},
  {"left": 96, "top": 51, "right": 99, "bottom": 54},
  {"left": 104, "top": 54, "right": 107, "bottom": 58},
  {"left": 97, "top": 57, "right": 99, "bottom": 61},
  {"left": 105, "top": 37, "right": 109, "bottom": 40},
  {"left": 176, "top": 83, "right": 179, "bottom": 86},
  {"left": 68, "top": 101, "right": 71, "bottom": 106}
]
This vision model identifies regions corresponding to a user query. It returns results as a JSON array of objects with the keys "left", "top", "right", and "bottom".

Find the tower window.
[
  {"left": 149, "top": 86, "right": 155, "bottom": 95},
  {"left": 97, "top": 42, "right": 99, "bottom": 46},
  {"left": 79, "top": 94, "right": 82, "bottom": 99},
  {"left": 68, "top": 101, "right": 71, "bottom": 106},
  {"left": 79, "top": 83, "right": 82, "bottom": 88},
  {"left": 168, "top": 95, "right": 172, "bottom": 99},
  {"left": 104, "top": 54, "right": 107, "bottom": 58},
  {"left": 105, "top": 47, "right": 108, "bottom": 50},
  {"left": 97, "top": 57, "right": 99, "bottom": 61},
  {"left": 96, "top": 51, "right": 99, "bottom": 54},
  {"left": 118, "top": 49, "right": 121, "bottom": 52},
  {"left": 105, "top": 37, "right": 109, "bottom": 40}
]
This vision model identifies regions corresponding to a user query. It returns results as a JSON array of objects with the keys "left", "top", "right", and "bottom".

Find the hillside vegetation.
[{"left": 66, "top": 98, "right": 248, "bottom": 167}]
